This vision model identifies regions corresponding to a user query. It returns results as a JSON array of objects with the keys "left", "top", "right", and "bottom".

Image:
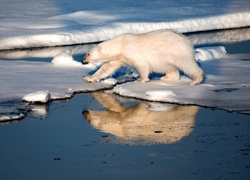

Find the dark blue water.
[{"left": 0, "top": 93, "right": 249, "bottom": 180}]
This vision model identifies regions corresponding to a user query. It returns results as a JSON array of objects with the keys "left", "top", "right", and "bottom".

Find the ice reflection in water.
[
  {"left": 29, "top": 104, "right": 49, "bottom": 119},
  {"left": 83, "top": 92, "right": 199, "bottom": 145}
]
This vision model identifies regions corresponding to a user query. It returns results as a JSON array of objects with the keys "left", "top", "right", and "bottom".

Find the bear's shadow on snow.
[
  {"left": 82, "top": 92, "right": 200, "bottom": 145},
  {"left": 86, "top": 64, "right": 190, "bottom": 82}
]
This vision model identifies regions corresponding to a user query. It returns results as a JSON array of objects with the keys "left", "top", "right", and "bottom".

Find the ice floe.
[
  {"left": 0, "top": 0, "right": 249, "bottom": 50},
  {"left": 23, "top": 91, "right": 51, "bottom": 103},
  {"left": 0, "top": 55, "right": 113, "bottom": 121}
]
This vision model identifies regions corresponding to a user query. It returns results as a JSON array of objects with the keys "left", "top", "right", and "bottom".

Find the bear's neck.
[{"left": 105, "top": 36, "right": 122, "bottom": 57}]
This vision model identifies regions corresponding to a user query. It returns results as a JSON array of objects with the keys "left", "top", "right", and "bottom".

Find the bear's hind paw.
[{"left": 190, "top": 74, "right": 204, "bottom": 85}]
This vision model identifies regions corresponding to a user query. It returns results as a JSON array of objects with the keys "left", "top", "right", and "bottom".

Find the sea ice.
[
  {"left": 0, "top": 0, "right": 249, "bottom": 50},
  {"left": 0, "top": 56, "right": 113, "bottom": 121},
  {"left": 51, "top": 53, "right": 82, "bottom": 67},
  {"left": 145, "top": 90, "right": 176, "bottom": 101},
  {"left": 23, "top": 91, "right": 50, "bottom": 103},
  {"left": 101, "top": 78, "right": 118, "bottom": 85},
  {"left": 195, "top": 46, "right": 227, "bottom": 61}
]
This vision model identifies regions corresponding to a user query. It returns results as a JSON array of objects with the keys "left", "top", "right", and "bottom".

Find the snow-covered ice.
[
  {"left": 195, "top": 46, "right": 227, "bottom": 61},
  {"left": 101, "top": 78, "right": 118, "bottom": 85},
  {"left": 23, "top": 91, "right": 51, "bottom": 103},
  {"left": 145, "top": 90, "right": 176, "bottom": 101},
  {"left": 0, "top": 0, "right": 250, "bottom": 121},
  {"left": 51, "top": 53, "right": 82, "bottom": 67}
]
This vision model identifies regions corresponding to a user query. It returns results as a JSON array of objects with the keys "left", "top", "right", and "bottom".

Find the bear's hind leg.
[
  {"left": 177, "top": 62, "right": 204, "bottom": 85},
  {"left": 160, "top": 67, "right": 180, "bottom": 82},
  {"left": 190, "top": 71, "right": 204, "bottom": 85},
  {"left": 180, "top": 64, "right": 204, "bottom": 85}
]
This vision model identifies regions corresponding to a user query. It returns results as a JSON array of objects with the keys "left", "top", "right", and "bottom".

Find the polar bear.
[{"left": 82, "top": 30, "right": 204, "bottom": 85}]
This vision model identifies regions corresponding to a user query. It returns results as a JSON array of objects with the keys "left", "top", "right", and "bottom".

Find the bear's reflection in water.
[{"left": 83, "top": 92, "right": 199, "bottom": 145}]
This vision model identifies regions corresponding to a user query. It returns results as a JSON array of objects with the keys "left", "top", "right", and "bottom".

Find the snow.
[
  {"left": 195, "top": 46, "right": 227, "bottom": 61},
  {"left": 0, "top": 0, "right": 250, "bottom": 121},
  {"left": 101, "top": 78, "right": 118, "bottom": 85},
  {"left": 145, "top": 90, "right": 176, "bottom": 102},
  {"left": 0, "top": 0, "right": 249, "bottom": 50},
  {"left": 51, "top": 53, "right": 82, "bottom": 67}
]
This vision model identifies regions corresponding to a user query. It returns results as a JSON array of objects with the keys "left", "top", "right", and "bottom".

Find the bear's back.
[
  {"left": 143, "top": 30, "right": 191, "bottom": 46},
  {"left": 121, "top": 30, "right": 192, "bottom": 51}
]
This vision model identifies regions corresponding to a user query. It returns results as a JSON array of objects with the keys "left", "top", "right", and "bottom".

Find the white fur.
[{"left": 82, "top": 30, "right": 204, "bottom": 85}]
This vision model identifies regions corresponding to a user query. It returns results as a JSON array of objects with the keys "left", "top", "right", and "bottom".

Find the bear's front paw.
[{"left": 84, "top": 76, "right": 99, "bottom": 83}]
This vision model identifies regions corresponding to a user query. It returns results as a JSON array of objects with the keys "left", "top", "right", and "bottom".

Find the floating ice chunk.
[
  {"left": 145, "top": 90, "right": 176, "bottom": 101},
  {"left": 195, "top": 46, "right": 227, "bottom": 61},
  {"left": 23, "top": 91, "right": 50, "bottom": 103},
  {"left": 51, "top": 53, "right": 82, "bottom": 67},
  {"left": 0, "top": 114, "right": 25, "bottom": 122},
  {"left": 101, "top": 78, "right": 117, "bottom": 85}
]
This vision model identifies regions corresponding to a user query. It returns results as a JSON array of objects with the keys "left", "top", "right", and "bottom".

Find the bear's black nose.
[
  {"left": 82, "top": 55, "right": 89, "bottom": 64},
  {"left": 82, "top": 61, "right": 89, "bottom": 65}
]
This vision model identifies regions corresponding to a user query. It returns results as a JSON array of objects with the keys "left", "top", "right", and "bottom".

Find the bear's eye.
[{"left": 87, "top": 53, "right": 90, "bottom": 56}]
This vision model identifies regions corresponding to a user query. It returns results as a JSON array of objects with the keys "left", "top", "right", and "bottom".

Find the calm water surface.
[{"left": 0, "top": 92, "right": 249, "bottom": 180}]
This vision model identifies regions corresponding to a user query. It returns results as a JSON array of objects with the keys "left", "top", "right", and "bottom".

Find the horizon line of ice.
[{"left": 0, "top": 12, "right": 249, "bottom": 50}]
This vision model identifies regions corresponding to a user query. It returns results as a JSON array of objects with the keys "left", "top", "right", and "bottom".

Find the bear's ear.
[{"left": 97, "top": 46, "right": 101, "bottom": 52}]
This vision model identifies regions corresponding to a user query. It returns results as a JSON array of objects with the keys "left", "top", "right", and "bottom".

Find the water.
[{"left": 0, "top": 93, "right": 249, "bottom": 180}]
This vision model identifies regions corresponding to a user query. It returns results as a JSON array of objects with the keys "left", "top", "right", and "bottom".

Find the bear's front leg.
[{"left": 84, "top": 61, "right": 125, "bottom": 83}]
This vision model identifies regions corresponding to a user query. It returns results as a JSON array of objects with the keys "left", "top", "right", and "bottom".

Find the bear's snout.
[
  {"left": 82, "top": 55, "right": 89, "bottom": 65},
  {"left": 82, "top": 61, "right": 89, "bottom": 65}
]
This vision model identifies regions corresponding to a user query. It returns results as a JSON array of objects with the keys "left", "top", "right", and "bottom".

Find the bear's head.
[
  {"left": 82, "top": 46, "right": 102, "bottom": 64},
  {"left": 82, "top": 43, "right": 113, "bottom": 65},
  {"left": 82, "top": 37, "right": 121, "bottom": 65}
]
